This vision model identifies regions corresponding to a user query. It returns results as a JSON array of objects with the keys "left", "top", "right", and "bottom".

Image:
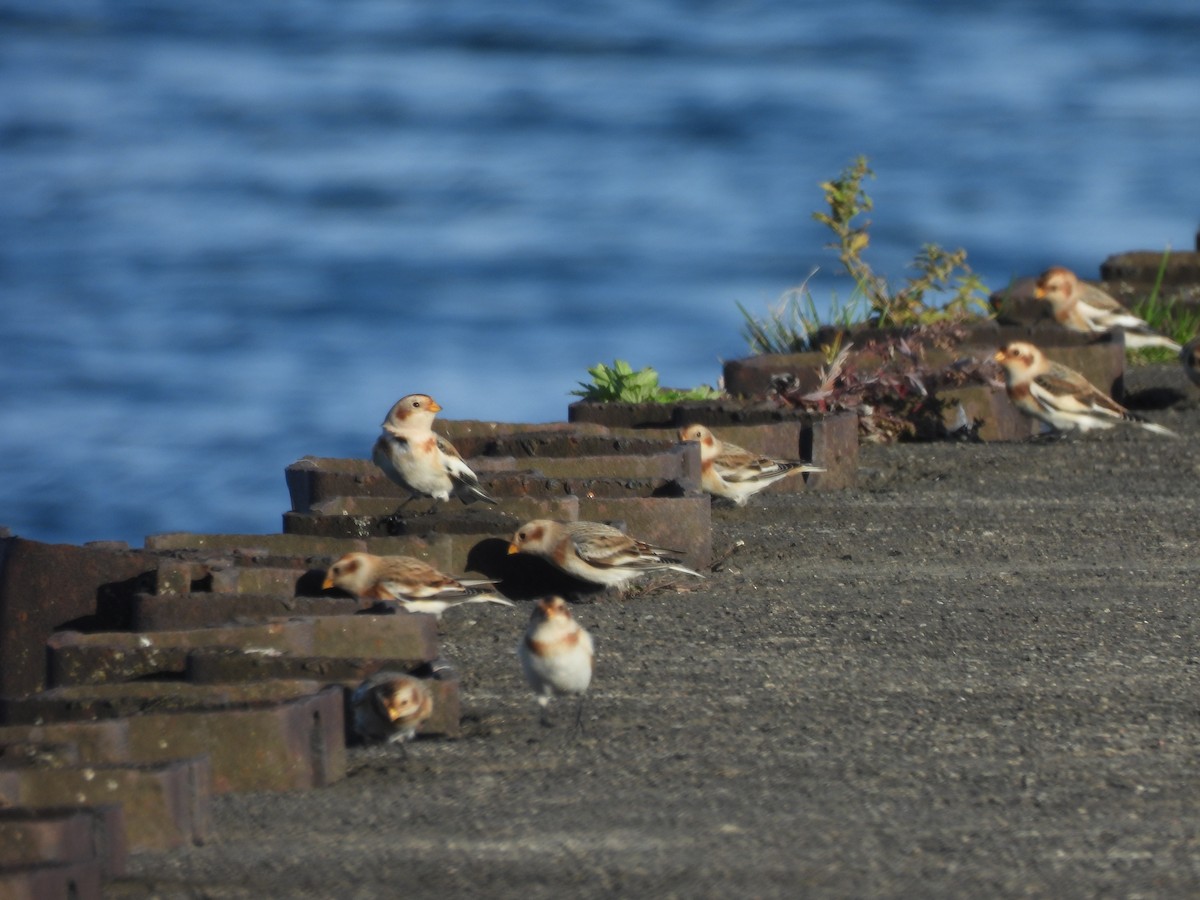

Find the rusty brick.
[
  {"left": 807, "top": 411, "right": 859, "bottom": 490},
  {"left": 434, "top": 419, "right": 612, "bottom": 457},
  {"left": 0, "top": 722, "right": 131, "bottom": 765},
  {"left": 9, "top": 756, "right": 211, "bottom": 852},
  {"left": 0, "top": 804, "right": 126, "bottom": 877},
  {"left": 1101, "top": 250, "right": 1200, "bottom": 285},
  {"left": 0, "top": 742, "right": 81, "bottom": 767},
  {"left": 208, "top": 565, "right": 312, "bottom": 596},
  {"left": 449, "top": 431, "right": 677, "bottom": 461},
  {"left": 3, "top": 680, "right": 331, "bottom": 724},
  {"left": 303, "top": 613, "right": 439, "bottom": 661},
  {"left": 940, "top": 384, "right": 1036, "bottom": 442},
  {"left": 144, "top": 532, "right": 371, "bottom": 558},
  {"left": 491, "top": 448, "right": 692, "bottom": 481},
  {"left": 0, "top": 538, "right": 158, "bottom": 698},
  {"left": 130, "top": 592, "right": 365, "bottom": 631},
  {"left": 185, "top": 650, "right": 432, "bottom": 685},
  {"left": 118, "top": 687, "right": 345, "bottom": 794},
  {"left": 307, "top": 495, "right": 580, "bottom": 524},
  {"left": 2, "top": 683, "right": 344, "bottom": 794},
  {"left": 0, "top": 809, "right": 95, "bottom": 868},
  {"left": 46, "top": 622, "right": 315, "bottom": 686},
  {"left": 567, "top": 400, "right": 680, "bottom": 429},
  {"left": 0, "top": 859, "right": 104, "bottom": 900}
]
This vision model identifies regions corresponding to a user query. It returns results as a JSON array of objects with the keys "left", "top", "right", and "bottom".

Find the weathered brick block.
[
  {"left": 0, "top": 859, "right": 104, "bottom": 900},
  {"left": 0, "top": 538, "right": 157, "bottom": 698},
  {"left": 307, "top": 495, "right": 581, "bottom": 524},
  {"left": 0, "top": 721, "right": 131, "bottom": 765},
  {"left": 130, "top": 592, "right": 365, "bottom": 631},
  {"left": 3, "top": 682, "right": 345, "bottom": 794},
  {"left": 144, "top": 532, "right": 371, "bottom": 558},
  {"left": 186, "top": 654, "right": 462, "bottom": 739},
  {"left": 121, "top": 688, "right": 345, "bottom": 794},
  {"left": 304, "top": 614, "right": 440, "bottom": 661},
  {"left": 3, "top": 680, "right": 330, "bottom": 724},
  {"left": 8, "top": 756, "right": 211, "bottom": 851},
  {"left": 940, "top": 384, "right": 1037, "bottom": 442},
  {"left": 0, "top": 804, "right": 126, "bottom": 877},
  {"left": 46, "top": 622, "right": 314, "bottom": 686}
]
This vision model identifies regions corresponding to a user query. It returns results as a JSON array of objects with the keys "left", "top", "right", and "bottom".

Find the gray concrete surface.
[{"left": 111, "top": 364, "right": 1200, "bottom": 899}]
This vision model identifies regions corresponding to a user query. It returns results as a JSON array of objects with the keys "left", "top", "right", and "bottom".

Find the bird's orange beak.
[
  {"left": 507, "top": 543, "right": 520, "bottom": 555},
  {"left": 1033, "top": 284, "right": 1047, "bottom": 299},
  {"left": 322, "top": 574, "right": 335, "bottom": 589},
  {"left": 993, "top": 349, "right": 1007, "bottom": 363},
  {"left": 428, "top": 400, "right": 443, "bottom": 413}
]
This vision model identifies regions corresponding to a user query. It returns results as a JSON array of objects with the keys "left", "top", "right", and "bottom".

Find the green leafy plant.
[
  {"left": 572, "top": 360, "right": 723, "bottom": 404},
  {"left": 812, "top": 156, "right": 990, "bottom": 328},
  {"left": 1128, "top": 248, "right": 1200, "bottom": 364},
  {"left": 740, "top": 156, "right": 992, "bottom": 355}
]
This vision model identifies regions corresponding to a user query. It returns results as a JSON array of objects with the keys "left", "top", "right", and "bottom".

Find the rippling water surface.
[{"left": 2, "top": 0, "right": 1198, "bottom": 545}]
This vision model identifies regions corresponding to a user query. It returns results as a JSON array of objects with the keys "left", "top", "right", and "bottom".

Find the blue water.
[{"left": 2, "top": 0, "right": 1198, "bottom": 547}]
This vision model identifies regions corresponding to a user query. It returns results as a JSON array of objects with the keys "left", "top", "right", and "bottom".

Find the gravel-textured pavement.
[{"left": 113, "top": 364, "right": 1200, "bottom": 899}]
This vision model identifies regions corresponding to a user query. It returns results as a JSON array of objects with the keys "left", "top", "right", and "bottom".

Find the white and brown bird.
[
  {"left": 351, "top": 671, "right": 434, "bottom": 745},
  {"left": 508, "top": 519, "right": 704, "bottom": 590},
  {"left": 372, "top": 393, "right": 497, "bottom": 508},
  {"left": 323, "top": 552, "right": 514, "bottom": 618},
  {"left": 518, "top": 596, "right": 594, "bottom": 730},
  {"left": 1035, "top": 266, "right": 1181, "bottom": 351},
  {"left": 1180, "top": 337, "right": 1200, "bottom": 388},
  {"left": 994, "top": 341, "right": 1176, "bottom": 437},
  {"left": 678, "top": 423, "right": 824, "bottom": 506}
]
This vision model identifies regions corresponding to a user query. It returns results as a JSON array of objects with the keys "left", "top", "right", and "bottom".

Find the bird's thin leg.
[{"left": 572, "top": 694, "right": 587, "bottom": 737}]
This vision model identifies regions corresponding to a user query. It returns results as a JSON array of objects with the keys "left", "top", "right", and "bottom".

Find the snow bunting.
[
  {"left": 507, "top": 519, "right": 704, "bottom": 589},
  {"left": 323, "top": 552, "right": 514, "bottom": 618},
  {"left": 351, "top": 671, "right": 434, "bottom": 745},
  {"left": 993, "top": 341, "right": 1176, "bottom": 437},
  {"left": 1035, "top": 266, "right": 1181, "bottom": 351},
  {"left": 678, "top": 423, "right": 824, "bottom": 505},
  {"left": 1181, "top": 337, "right": 1200, "bottom": 388},
  {"left": 518, "top": 596, "right": 594, "bottom": 730},
  {"left": 372, "top": 393, "right": 497, "bottom": 507}
]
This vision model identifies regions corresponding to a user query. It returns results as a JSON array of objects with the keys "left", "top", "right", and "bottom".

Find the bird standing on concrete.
[
  {"left": 518, "top": 596, "right": 594, "bottom": 731},
  {"left": 678, "top": 423, "right": 824, "bottom": 506},
  {"left": 508, "top": 519, "right": 704, "bottom": 591},
  {"left": 323, "top": 552, "right": 514, "bottom": 619},
  {"left": 994, "top": 341, "right": 1176, "bottom": 437}
]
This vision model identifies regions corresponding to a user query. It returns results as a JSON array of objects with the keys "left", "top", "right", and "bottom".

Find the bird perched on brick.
[
  {"left": 508, "top": 519, "right": 704, "bottom": 590},
  {"left": 372, "top": 393, "right": 497, "bottom": 509},
  {"left": 1180, "top": 337, "right": 1200, "bottom": 388},
  {"left": 678, "top": 423, "right": 824, "bottom": 506},
  {"left": 518, "top": 596, "right": 594, "bottom": 730},
  {"left": 993, "top": 341, "right": 1176, "bottom": 437},
  {"left": 351, "top": 671, "right": 434, "bottom": 745},
  {"left": 1035, "top": 266, "right": 1181, "bottom": 351},
  {"left": 323, "top": 552, "right": 514, "bottom": 619}
]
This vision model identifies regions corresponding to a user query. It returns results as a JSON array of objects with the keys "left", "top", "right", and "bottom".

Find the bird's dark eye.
[
  {"left": 412, "top": 400, "right": 420, "bottom": 408},
  {"left": 518, "top": 532, "right": 526, "bottom": 541}
]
